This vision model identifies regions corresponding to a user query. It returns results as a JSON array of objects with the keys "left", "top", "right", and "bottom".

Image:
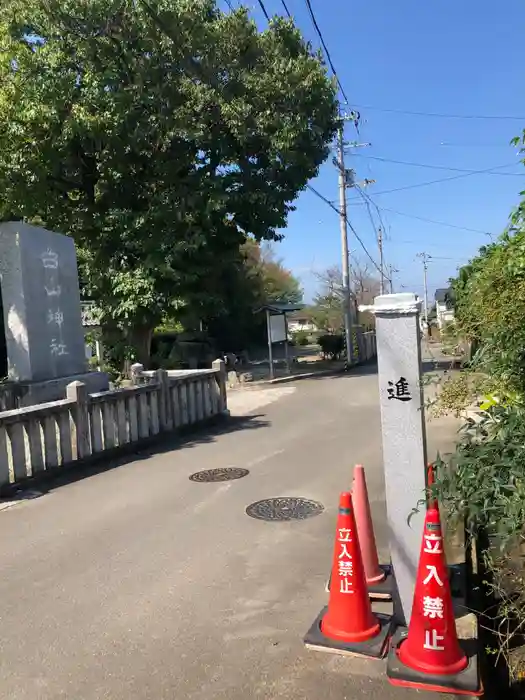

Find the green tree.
[
  {"left": 258, "top": 243, "right": 303, "bottom": 304},
  {"left": 200, "top": 238, "right": 302, "bottom": 352},
  {"left": 450, "top": 231, "right": 525, "bottom": 395},
  {"left": 304, "top": 264, "right": 380, "bottom": 333},
  {"left": 0, "top": 0, "right": 337, "bottom": 364}
]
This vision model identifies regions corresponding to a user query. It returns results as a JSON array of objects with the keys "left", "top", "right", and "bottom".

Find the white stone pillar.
[{"left": 360, "top": 293, "right": 427, "bottom": 626}]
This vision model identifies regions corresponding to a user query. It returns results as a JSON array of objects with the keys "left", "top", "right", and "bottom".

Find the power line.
[
  {"left": 306, "top": 184, "right": 390, "bottom": 281},
  {"left": 354, "top": 184, "right": 388, "bottom": 236},
  {"left": 303, "top": 0, "right": 349, "bottom": 104},
  {"left": 280, "top": 0, "right": 292, "bottom": 17},
  {"left": 352, "top": 153, "right": 524, "bottom": 177},
  {"left": 349, "top": 160, "right": 521, "bottom": 198},
  {"left": 256, "top": 0, "right": 270, "bottom": 20},
  {"left": 355, "top": 186, "right": 379, "bottom": 243},
  {"left": 350, "top": 104, "right": 525, "bottom": 121},
  {"left": 353, "top": 186, "right": 494, "bottom": 236},
  {"left": 353, "top": 185, "right": 496, "bottom": 261},
  {"left": 371, "top": 206, "right": 493, "bottom": 237},
  {"left": 424, "top": 255, "right": 467, "bottom": 261},
  {"left": 439, "top": 141, "right": 516, "bottom": 149},
  {"left": 354, "top": 186, "right": 389, "bottom": 292}
]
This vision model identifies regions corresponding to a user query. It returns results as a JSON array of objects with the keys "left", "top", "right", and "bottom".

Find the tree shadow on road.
[{"left": 2, "top": 413, "right": 271, "bottom": 498}]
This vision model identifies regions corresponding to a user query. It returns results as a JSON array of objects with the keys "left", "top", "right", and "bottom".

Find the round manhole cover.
[
  {"left": 245, "top": 497, "right": 324, "bottom": 521},
  {"left": 189, "top": 468, "right": 250, "bottom": 483}
]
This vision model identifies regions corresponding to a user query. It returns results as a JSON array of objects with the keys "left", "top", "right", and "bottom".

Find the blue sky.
[{"left": 228, "top": 0, "right": 525, "bottom": 302}]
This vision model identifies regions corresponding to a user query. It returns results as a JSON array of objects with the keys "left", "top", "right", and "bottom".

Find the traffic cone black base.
[
  {"left": 367, "top": 564, "right": 393, "bottom": 599},
  {"left": 387, "top": 628, "right": 483, "bottom": 697},
  {"left": 325, "top": 564, "right": 393, "bottom": 600},
  {"left": 304, "top": 607, "right": 393, "bottom": 659}
]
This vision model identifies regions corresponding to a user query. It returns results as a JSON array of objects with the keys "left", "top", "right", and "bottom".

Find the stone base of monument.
[{"left": 11, "top": 371, "right": 109, "bottom": 408}]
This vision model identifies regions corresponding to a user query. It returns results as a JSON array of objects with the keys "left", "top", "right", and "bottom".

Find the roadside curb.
[
  {"left": 255, "top": 360, "right": 377, "bottom": 386},
  {"left": 265, "top": 366, "right": 347, "bottom": 384}
]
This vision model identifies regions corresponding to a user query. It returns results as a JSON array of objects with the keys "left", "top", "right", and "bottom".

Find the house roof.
[
  {"left": 434, "top": 288, "right": 451, "bottom": 303},
  {"left": 287, "top": 310, "right": 310, "bottom": 320},
  {"left": 256, "top": 302, "right": 305, "bottom": 315}
]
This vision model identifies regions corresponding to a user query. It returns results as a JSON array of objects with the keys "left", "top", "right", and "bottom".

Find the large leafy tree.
[{"left": 0, "top": 0, "right": 337, "bottom": 363}]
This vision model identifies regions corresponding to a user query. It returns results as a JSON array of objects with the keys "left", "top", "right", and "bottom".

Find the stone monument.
[
  {"left": 359, "top": 292, "right": 427, "bottom": 627},
  {"left": 0, "top": 222, "right": 109, "bottom": 406}
]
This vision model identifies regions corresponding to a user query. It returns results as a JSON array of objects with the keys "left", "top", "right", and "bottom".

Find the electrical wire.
[
  {"left": 354, "top": 185, "right": 388, "bottom": 237},
  {"left": 424, "top": 255, "right": 468, "bottom": 261},
  {"left": 303, "top": 0, "right": 349, "bottom": 104},
  {"left": 348, "top": 160, "right": 521, "bottom": 198},
  {"left": 349, "top": 104, "right": 525, "bottom": 121},
  {"left": 306, "top": 184, "right": 390, "bottom": 281},
  {"left": 354, "top": 186, "right": 380, "bottom": 243},
  {"left": 369, "top": 206, "right": 493, "bottom": 237},
  {"left": 280, "top": 0, "right": 292, "bottom": 17},
  {"left": 355, "top": 184, "right": 496, "bottom": 238},
  {"left": 352, "top": 153, "right": 524, "bottom": 177},
  {"left": 256, "top": 0, "right": 270, "bottom": 20}
]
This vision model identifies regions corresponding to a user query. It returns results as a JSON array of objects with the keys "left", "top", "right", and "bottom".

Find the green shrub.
[
  {"left": 318, "top": 333, "right": 344, "bottom": 360},
  {"left": 431, "top": 399, "right": 525, "bottom": 548},
  {"left": 291, "top": 330, "right": 309, "bottom": 346}
]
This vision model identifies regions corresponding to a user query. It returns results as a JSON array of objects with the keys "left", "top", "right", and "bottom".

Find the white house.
[
  {"left": 287, "top": 313, "right": 318, "bottom": 334},
  {"left": 434, "top": 288, "right": 455, "bottom": 329}
]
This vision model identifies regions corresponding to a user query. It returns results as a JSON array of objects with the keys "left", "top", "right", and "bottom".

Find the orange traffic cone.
[
  {"left": 426, "top": 463, "right": 439, "bottom": 510},
  {"left": 305, "top": 492, "right": 392, "bottom": 659},
  {"left": 352, "top": 464, "right": 393, "bottom": 599},
  {"left": 325, "top": 466, "right": 393, "bottom": 600},
  {"left": 387, "top": 505, "right": 482, "bottom": 695}
]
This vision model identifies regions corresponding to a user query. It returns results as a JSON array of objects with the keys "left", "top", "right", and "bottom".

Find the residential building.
[
  {"left": 287, "top": 313, "right": 318, "bottom": 334},
  {"left": 434, "top": 288, "right": 455, "bottom": 329}
]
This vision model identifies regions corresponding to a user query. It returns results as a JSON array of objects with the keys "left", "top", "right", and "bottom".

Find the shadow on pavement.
[{"left": 2, "top": 413, "right": 271, "bottom": 498}]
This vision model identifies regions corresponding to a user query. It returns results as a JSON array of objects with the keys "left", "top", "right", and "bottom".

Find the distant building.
[
  {"left": 434, "top": 288, "right": 455, "bottom": 329},
  {"left": 287, "top": 312, "right": 318, "bottom": 334}
]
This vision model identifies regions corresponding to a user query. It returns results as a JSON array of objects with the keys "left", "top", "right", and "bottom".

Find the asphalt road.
[{"left": 0, "top": 363, "right": 457, "bottom": 699}]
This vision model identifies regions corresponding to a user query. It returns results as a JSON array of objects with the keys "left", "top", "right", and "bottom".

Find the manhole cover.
[
  {"left": 189, "top": 468, "right": 250, "bottom": 483},
  {"left": 245, "top": 497, "right": 324, "bottom": 521}
]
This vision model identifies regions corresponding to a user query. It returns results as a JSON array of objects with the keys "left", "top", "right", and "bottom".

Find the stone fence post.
[
  {"left": 66, "top": 380, "right": 90, "bottom": 460},
  {"left": 212, "top": 359, "right": 228, "bottom": 413},
  {"left": 130, "top": 363, "right": 145, "bottom": 386},
  {"left": 154, "top": 368, "right": 172, "bottom": 431},
  {"left": 360, "top": 293, "right": 427, "bottom": 627}
]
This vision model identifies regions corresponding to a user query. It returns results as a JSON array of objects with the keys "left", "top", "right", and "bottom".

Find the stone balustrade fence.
[{"left": 0, "top": 360, "right": 227, "bottom": 490}]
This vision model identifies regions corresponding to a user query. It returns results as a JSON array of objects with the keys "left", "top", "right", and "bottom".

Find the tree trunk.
[{"left": 128, "top": 325, "right": 154, "bottom": 368}]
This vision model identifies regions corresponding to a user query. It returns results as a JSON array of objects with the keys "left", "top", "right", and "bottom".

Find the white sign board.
[{"left": 269, "top": 314, "right": 286, "bottom": 343}]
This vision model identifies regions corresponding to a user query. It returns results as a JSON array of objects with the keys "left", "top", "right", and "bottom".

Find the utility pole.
[
  {"left": 378, "top": 227, "right": 385, "bottom": 294},
  {"left": 333, "top": 121, "right": 371, "bottom": 368},
  {"left": 417, "top": 253, "right": 430, "bottom": 329},
  {"left": 389, "top": 265, "right": 398, "bottom": 294},
  {"left": 336, "top": 120, "right": 353, "bottom": 367}
]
